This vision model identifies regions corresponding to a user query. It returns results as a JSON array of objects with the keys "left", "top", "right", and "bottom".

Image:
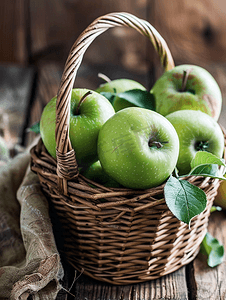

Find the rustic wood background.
[
  {"left": 1, "top": 0, "right": 226, "bottom": 66},
  {"left": 1, "top": 0, "right": 226, "bottom": 145},
  {"left": 1, "top": 0, "right": 226, "bottom": 146}
]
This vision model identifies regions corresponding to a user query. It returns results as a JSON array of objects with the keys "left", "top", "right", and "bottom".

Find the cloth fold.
[{"left": 0, "top": 147, "right": 64, "bottom": 299}]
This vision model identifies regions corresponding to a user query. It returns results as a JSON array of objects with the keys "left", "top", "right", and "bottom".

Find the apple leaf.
[
  {"left": 28, "top": 121, "right": 40, "bottom": 134},
  {"left": 117, "top": 89, "right": 155, "bottom": 111},
  {"left": 164, "top": 175, "right": 207, "bottom": 225},
  {"left": 100, "top": 89, "right": 156, "bottom": 111},
  {"left": 188, "top": 164, "right": 226, "bottom": 181},
  {"left": 199, "top": 232, "right": 224, "bottom": 267},
  {"left": 190, "top": 151, "right": 225, "bottom": 169},
  {"left": 99, "top": 92, "right": 117, "bottom": 104}
]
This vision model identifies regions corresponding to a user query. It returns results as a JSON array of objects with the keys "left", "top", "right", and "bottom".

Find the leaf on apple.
[
  {"left": 164, "top": 175, "right": 207, "bottom": 225},
  {"left": 117, "top": 89, "right": 155, "bottom": 111},
  {"left": 188, "top": 164, "right": 226, "bottom": 181},
  {"left": 99, "top": 92, "right": 117, "bottom": 104},
  {"left": 190, "top": 151, "right": 225, "bottom": 169},
  {"left": 183, "top": 151, "right": 226, "bottom": 180},
  {"left": 100, "top": 89, "right": 156, "bottom": 111},
  {"left": 199, "top": 232, "right": 224, "bottom": 267},
  {"left": 28, "top": 121, "right": 40, "bottom": 134}
]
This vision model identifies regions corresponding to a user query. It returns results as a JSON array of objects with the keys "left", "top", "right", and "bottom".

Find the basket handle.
[{"left": 55, "top": 12, "right": 175, "bottom": 193}]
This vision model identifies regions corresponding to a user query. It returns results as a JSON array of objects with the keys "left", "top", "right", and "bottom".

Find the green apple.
[
  {"left": 97, "top": 107, "right": 179, "bottom": 189},
  {"left": 40, "top": 88, "right": 115, "bottom": 166},
  {"left": 166, "top": 110, "right": 225, "bottom": 175},
  {"left": 151, "top": 64, "right": 222, "bottom": 120},
  {"left": 81, "top": 160, "right": 121, "bottom": 187},
  {"left": 96, "top": 78, "right": 146, "bottom": 112}
]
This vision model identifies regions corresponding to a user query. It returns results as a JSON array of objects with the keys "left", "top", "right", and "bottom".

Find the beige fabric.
[{"left": 0, "top": 148, "right": 64, "bottom": 299}]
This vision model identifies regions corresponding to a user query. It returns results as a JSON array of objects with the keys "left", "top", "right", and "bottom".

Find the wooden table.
[{"left": 1, "top": 61, "right": 226, "bottom": 300}]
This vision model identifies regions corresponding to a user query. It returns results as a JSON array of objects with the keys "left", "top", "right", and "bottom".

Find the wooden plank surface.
[
  {"left": 192, "top": 210, "right": 226, "bottom": 300},
  {"left": 69, "top": 267, "right": 189, "bottom": 300}
]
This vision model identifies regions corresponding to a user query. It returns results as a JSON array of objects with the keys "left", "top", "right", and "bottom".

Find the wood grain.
[
  {"left": 0, "top": 0, "right": 28, "bottom": 64},
  {"left": 70, "top": 267, "right": 188, "bottom": 300},
  {"left": 193, "top": 211, "right": 226, "bottom": 300},
  {"left": 150, "top": 0, "right": 226, "bottom": 67},
  {"left": 2, "top": 0, "right": 226, "bottom": 70}
]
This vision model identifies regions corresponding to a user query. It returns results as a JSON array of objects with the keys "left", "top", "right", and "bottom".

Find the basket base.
[{"left": 64, "top": 247, "right": 200, "bottom": 285}]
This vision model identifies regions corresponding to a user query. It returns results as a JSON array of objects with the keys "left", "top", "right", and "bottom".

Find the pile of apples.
[{"left": 40, "top": 64, "right": 225, "bottom": 191}]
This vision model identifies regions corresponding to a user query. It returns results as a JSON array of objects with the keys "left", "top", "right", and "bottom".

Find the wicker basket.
[{"left": 30, "top": 12, "right": 225, "bottom": 285}]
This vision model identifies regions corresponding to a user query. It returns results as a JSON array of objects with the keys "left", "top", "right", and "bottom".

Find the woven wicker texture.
[{"left": 30, "top": 12, "right": 224, "bottom": 284}]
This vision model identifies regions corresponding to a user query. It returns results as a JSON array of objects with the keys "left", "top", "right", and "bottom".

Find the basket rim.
[{"left": 30, "top": 135, "right": 224, "bottom": 209}]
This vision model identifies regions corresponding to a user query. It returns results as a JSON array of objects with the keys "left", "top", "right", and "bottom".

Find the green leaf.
[
  {"left": 28, "top": 121, "right": 40, "bottom": 134},
  {"left": 117, "top": 89, "right": 155, "bottom": 111},
  {"left": 190, "top": 151, "right": 225, "bottom": 169},
  {"left": 164, "top": 175, "right": 207, "bottom": 225},
  {"left": 100, "top": 92, "right": 117, "bottom": 104},
  {"left": 188, "top": 164, "right": 226, "bottom": 181},
  {"left": 200, "top": 232, "right": 224, "bottom": 267}
]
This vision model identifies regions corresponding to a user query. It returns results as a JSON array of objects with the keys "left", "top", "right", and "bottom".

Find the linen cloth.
[{"left": 0, "top": 145, "right": 64, "bottom": 299}]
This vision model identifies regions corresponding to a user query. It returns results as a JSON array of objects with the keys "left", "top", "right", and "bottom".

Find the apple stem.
[
  {"left": 75, "top": 91, "right": 92, "bottom": 115},
  {"left": 98, "top": 73, "right": 111, "bottom": 83},
  {"left": 181, "top": 69, "right": 192, "bottom": 92},
  {"left": 149, "top": 141, "right": 163, "bottom": 149}
]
